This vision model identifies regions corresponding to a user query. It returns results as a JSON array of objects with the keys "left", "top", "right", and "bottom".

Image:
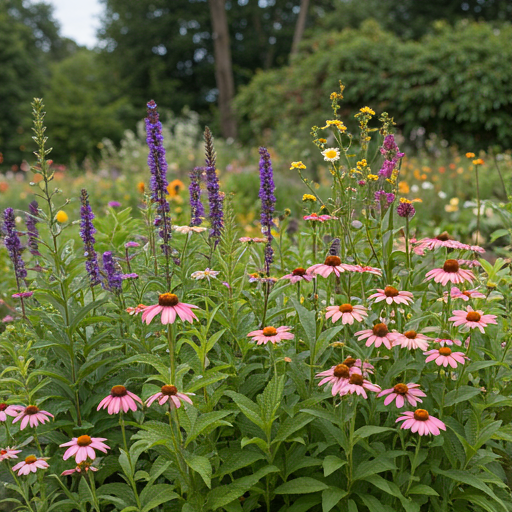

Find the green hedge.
[{"left": 234, "top": 19, "right": 512, "bottom": 153}]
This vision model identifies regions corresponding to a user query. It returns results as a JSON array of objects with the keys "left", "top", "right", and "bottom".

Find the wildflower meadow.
[{"left": 0, "top": 86, "right": 509, "bottom": 512}]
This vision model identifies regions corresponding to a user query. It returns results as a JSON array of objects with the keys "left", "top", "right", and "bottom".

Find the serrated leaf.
[
  {"left": 184, "top": 454, "right": 212, "bottom": 488},
  {"left": 140, "top": 484, "right": 178, "bottom": 511},
  {"left": 273, "top": 412, "right": 313, "bottom": 444},
  {"left": 444, "top": 386, "right": 481, "bottom": 407}
]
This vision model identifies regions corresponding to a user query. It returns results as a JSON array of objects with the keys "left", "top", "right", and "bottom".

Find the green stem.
[
  {"left": 475, "top": 164, "right": 481, "bottom": 246},
  {"left": 8, "top": 464, "right": 35, "bottom": 512},
  {"left": 87, "top": 469, "right": 101, "bottom": 512},
  {"left": 168, "top": 324, "right": 175, "bottom": 383},
  {"left": 120, "top": 413, "right": 142, "bottom": 510},
  {"left": 405, "top": 436, "right": 422, "bottom": 495}
]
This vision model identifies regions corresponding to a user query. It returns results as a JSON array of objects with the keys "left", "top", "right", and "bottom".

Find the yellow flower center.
[{"left": 324, "top": 149, "right": 337, "bottom": 159}]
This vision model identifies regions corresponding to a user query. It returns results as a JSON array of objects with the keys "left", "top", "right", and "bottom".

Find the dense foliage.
[{"left": 0, "top": 92, "right": 510, "bottom": 512}]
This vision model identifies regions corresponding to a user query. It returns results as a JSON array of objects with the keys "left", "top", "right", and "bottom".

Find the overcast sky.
[{"left": 47, "top": 0, "right": 103, "bottom": 48}]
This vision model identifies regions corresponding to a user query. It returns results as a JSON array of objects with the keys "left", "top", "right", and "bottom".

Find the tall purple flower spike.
[
  {"left": 102, "top": 251, "right": 122, "bottom": 293},
  {"left": 80, "top": 189, "right": 101, "bottom": 286},
  {"left": 204, "top": 127, "right": 224, "bottom": 242},
  {"left": 25, "top": 201, "right": 41, "bottom": 257},
  {"left": 258, "top": 147, "right": 276, "bottom": 276},
  {"left": 4, "top": 207, "right": 27, "bottom": 284},
  {"left": 189, "top": 167, "right": 204, "bottom": 227}
]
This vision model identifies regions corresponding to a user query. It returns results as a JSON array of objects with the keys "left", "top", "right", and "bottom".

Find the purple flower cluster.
[
  {"left": 204, "top": 127, "right": 224, "bottom": 241},
  {"left": 258, "top": 147, "right": 276, "bottom": 275},
  {"left": 80, "top": 189, "right": 101, "bottom": 286},
  {"left": 189, "top": 167, "right": 204, "bottom": 227},
  {"left": 102, "top": 251, "right": 122, "bottom": 293},
  {"left": 3, "top": 208, "right": 27, "bottom": 283},
  {"left": 375, "top": 190, "right": 395, "bottom": 209},
  {"left": 25, "top": 201, "right": 40, "bottom": 257},
  {"left": 145, "top": 100, "right": 171, "bottom": 255},
  {"left": 397, "top": 202, "right": 416, "bottom": 219},
  {"left": 379, "top": 134, "right": 404, "bottom": 178}
]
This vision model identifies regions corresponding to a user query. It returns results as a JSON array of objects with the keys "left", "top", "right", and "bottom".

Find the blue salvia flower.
[
  {"left": 25, "top": 201, "right": 41, "bottom": 257},
  {"left": 189, "top": 167, "right": 204, "bottom": 227},
  {"left": 258, "top": 147, "right": 276, "bottom": 275},
  {"left": 3, "top": 207, "right": 27, "bottom": 284},
  {"left": 80, "top": 189, "right": 101, "bottom": 286},
  {"left": 102, "top": 251, "right": 122, "bottom": 293},
  {"left": 145, "top": 100, "right": 171, "bottom": 255},
  {"left": 204, "top": 127, "right": 224, "bottom": 241}
]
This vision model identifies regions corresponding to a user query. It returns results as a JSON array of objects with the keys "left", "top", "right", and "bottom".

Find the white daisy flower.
[{"left": 321, "top": 147, "right": 341, "bottom": 162}]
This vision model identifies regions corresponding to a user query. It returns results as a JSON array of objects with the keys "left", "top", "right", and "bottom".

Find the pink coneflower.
[
  {"left": 0, "top": 447, "right": 21, "bottom": 461},
  {"left": 434, "top": 338, "right": 462, "bottom": 346},
  {"left": 97, "top": 386, "right": 142, "bottom": 415},
  {"left": 458, "top": 259, "right": 481, "bottom": 268},
  {"left": 12, "top": 455, "right": 49, "bottom": 475},
  {"left": 338, "top": 374, "right": 381, "bottom": 399},
  {"left": 393, "top": 330, "right": 430, "bottom": 351},
  {"left": 396, "top": 409, "right": 446, "bottom": 436},
  {"left": 247, "top": 326, "right": 294, "bottom": 345},
  {"left": 425, "top": 259, "right": 475, "bottom": 286},
  {"left": 126, "top": 304, "right": 147, "bottom": 316},
  {"left": 424, "top": 347, "right": 466, "bottom": 368},
  {"left": 378, "top": 383, "right": 426, "bottom": 408},
  {"left": 239, "top": 237, "right": 267, "bottom": 243},
  {"left": 368, "top": 286, "right": 414, "bottom": 305},
  {"left": 146, "top": 385, "right": 194, "bottom": 408},
  {"left": 12, "top": 292, "right": 33, "bottom": 299},
  {"left": 281, "top": 267, "right": 314, "bottom": 284},
  {"left": 352, "top": 265, "right": 383, "bottom": 276},
  {"left": 316, "top": 363, "right": 361, "bottom": 396},
  {"left": 355, "top": 323, "right": 398, "bottom": 349},
  {"left": 61, "top": 465, "right": 98, "bottom": 476},
  {"left": 450, "top": 287, "right": 486, "bottom": 301},
  {"left": 449, "top": 306, "right": 497, "bottom": 333},
  {"left": 141, "top": 293, "right": 199, "bottom": 325},
  {"left": 12, "top": 406, "right": 53, "bottom": 430},
  {"left": 60, "top": 435, "right": 110, "bottom": 464},
  {"left": 325, "top": 304, "right": 368, "bottom": 325},
  {"left": 0, "top": 403, "right": 21, "bottom": 422},
  {"left": 303, "top": 213, "right": 337, "bottom": 222},
  {"left": 307, "top": 256, "right": 351, "bottom": 278},
  {"left": 342, "top": 356, "right": 375, "bottom": 375}
]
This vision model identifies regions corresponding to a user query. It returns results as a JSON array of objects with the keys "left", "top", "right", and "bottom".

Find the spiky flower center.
[
  {"left": 466, "top": 311, "right": 481, "bottom": 322},
  {"left": 24, "top": 455, "right": 37, "bottom": 464},
  {"left": 372, "top": 323, "right": 389, "bottom": 337},
  {"left": 339, "top": 304, "right": 353, "bottom": 313},
  {"left": 462, "top": 291, "right": 472, "bottom": 297},
  {"left": 404, "top": 330, "right": 417, "bottom": 339},
  {"left": 349, "top": 374, "right": 364, "bottom": 386},
  {"left": 0, "top": 450, "right": 6, "bottom": 456},
  {"left": 25, "top": 406, "right": 39, "bottom": 415},
  {"left": 158, "top": 293, "right": 179, "bottom": 307},
  {"left": 343, "top": 357, "right": 356, "bottom": 368},
  {"left": 333, "top": 364, "right": 350, "bottom": 379},
  {"left": 0, "top": 403, "right": 7, "bottom": 411},
  {"left": 443, "top": 259, "right": 459, "bottom": 273},
  {"left": 413, "top": 409, "right": 429, "bottom": 421},
  {"left": 436, "top": 232, "right": 451, "bottom": 241},
  {"left": 324, "top": 255, "right": 341, "bottom": 267},
  {"left": 111, "top": 385, "right": 127, "bottom": 397},
  {"left": 292, "top": 268, "right": 306, "bottom": 276},
  {"left": 384, "top": 286, "right": 399, "bottom": 297},
  {"left": 161, "top": 385, "right": 178, "bottom": 396},
  {"left": 393, "top": 383, "right": 409, "bottom": 395},
  {"left": 263, "top": 327, "right": 277, "bottom": 336},
  {"left": 439, "top": 347, "right": 452, "bottom": 356},
  {"left": 77, "top": 435, "right": 92, "bottom": 447}
]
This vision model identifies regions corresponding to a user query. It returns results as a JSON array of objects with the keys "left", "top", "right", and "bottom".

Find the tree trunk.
[
  {"left": 290, "top": 0, "right": 310, "bottom": 56},
  {"left": 208, "top": 0, "right": 237, "bottom": 139}
]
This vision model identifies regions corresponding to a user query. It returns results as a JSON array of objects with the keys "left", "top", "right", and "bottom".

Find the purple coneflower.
[
  {"left": 25, "top": 201, "right": 40, "bottom": 256},
  {"left": 379, "top": 134, "right": 404, "bottom": 178},
  {"left": 397, "top": 202, "right": 415, "bottom": 218},
  {"left": 259, "top": 147, "right": 276, "bottom": 275},
  {"left": 4, "top": 208, "right": 27, "bottom": 284},
  {"left": 80, "top": 189, "right": 101, "bottom": 286},
  {"left": 204, "top": 127, "right": 224, "bottom": 242},
  {"left": 102, "top": 251, "right": 122, "bottom": 293},
  {"left": 189, "top": 167, "right": 204, "bottom": 227}
]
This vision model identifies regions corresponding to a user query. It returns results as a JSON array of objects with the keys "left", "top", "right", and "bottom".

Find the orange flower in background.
[
  {"left": 466, "top": 152, "right": 475, "bottom": 159},
  {"left": 398, "top": 181, "right": 410, "bottom": 194},
  {"left": 137, "top": 182, "right": 145, "bottom": 194},
  {"left": 438, "top": 166, "right": 445, "bottom": 174},
  {"left": 167, "top": 179, "right": 185, "bottom": 197},
  {"left": 473, "top": 159, "right": 484, "bottom": 165},
  {"left": 0, "top": 182, "right": 8, "bottom": 193},
  {"left": 449, "top": 163, "right": 456, "bottom": 170}
]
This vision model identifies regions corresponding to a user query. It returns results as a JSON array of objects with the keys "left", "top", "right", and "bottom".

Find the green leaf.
[
  {"left": 323, "top": 455, "right": 346, "bottom": 477},
  {"left": 444, "top": 386, "right": 482, "bottom": 407},
  {"left": 114, "top": 354, "right": 169, "bottom": 381},
  {"left": 225, "top": 390, "right": 266, "bottom": 431},
  {"left": 490, "top": 228, "right": 509, "bottom": 242},
  {"left": 214, "top": 450, "right": 266, "bottom": 479},
  {"left": 69, "top": 299, "right": 108, "bottom": 334},
  {"left": 322, "top": 487, "right": 347, "bottom": 512},
  {"left": 408, "top": 484, "right": 439, "bottom": 496},
  {"left": 354, "top": 426, "right": 394, "bottom": 440},
  {"left": 185, "top": 410, "right": 232, "bottom": 447},
  {"left": 140, "top": 484, "right": 178, "bottom": 512},
  {"left": 273, "top": 413, "right": 314, "bottom": 444},
  {"left": 184, "top": 454, "right": 212, "bottom": 488},
  {"left": 274, "top": 477, "right": 329, "bottom": 494},
  {"left": 291, "top": 299, "right": 317, "bottom": 347}
]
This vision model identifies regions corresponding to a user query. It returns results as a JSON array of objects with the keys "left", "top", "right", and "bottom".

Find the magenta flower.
[
  {"left": 355, "top": 323, "right": 398, "bottom": 350},
  {"left": 247, "top": 326, "right": 294, "bottom": 345},
  {"left": 0, "top": 403, "right": 21, "bottom": 422},
  {"left": 396, "top": 409, "right": 446, "bottom": 436},
  {"left": 97, "top": 386, "right": 142, "bottom": 415},
  {"left": 61, "top": 465, "right": 98, "bottom": 476},
  {"left": 239, "top": 237, "right": 267, "bottom": 243},
  {"left": 12, "top": 406, "right": 53, "bottom": 430},
  {"left": 281, "top": 267, "right": 314, "bottom": 284},
  {"left": 303, "top": 213, "right": 337, "bottom": 222},
  {"left": 12, "top": 455, "right": 49, "bottom": 475},
  {"left": 307, "top": 256, "right": 352, "bottom": 278},
  {"left": 146, "top": 385, "right": 194, "bottom": 408},
  {"left": 425, "top": 259, "right": 475, "bottom": 286},
  {"left": 316, "top": 363, "right": 361, "bottom": 396},
  {"left": 325, "top": 304, "right": 368, "bottom": 325},
  {"left": 378, "top": 383, "right": 426, "bottom": 408},
  {"left": 351, "top": 265, "right": 383, "bottom": 276},
  {"left": 12, "top": 291, "right": 34, "bottom": 299},
  {"left": 424, "top": 347, "right": 466, "bottom": 368},
  {"left": 450, "top": 287, "right": 486, "bottom": 301},
  {"left": 124, "top": 241, "right": 140, "bottom": 248},
  {"left": 449, "top": 306, "right": 497, "bottom": 333},
  {"left": 60, "top": 435, "right": 110, "bottom": 464},
  {"left": 368, "top": 286, "right": 413, "bottom": 306},
  {"left": 393, "top": 330, "right": 430, "bottom": 351},
  {"left": 338, "top": 374, "right": 381, "bottom": 399},
  {"left": 141, "top": 293, "right": 199, "bottom": 325},
  {"left": 0, "top": 447, "right": 21, "bottom": 461},
  {"left": 126, "top": 304, "right": 147, "bottom": 316},
  {"left": 434, "top": 338, "right": 462, "bottom": 346}
]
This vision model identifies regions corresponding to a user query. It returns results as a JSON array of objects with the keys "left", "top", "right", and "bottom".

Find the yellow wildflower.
[
  {"left": 359, "top": 106, "right": 375, "bottom": 116},
  {"left": 367, "top": 174, "right": 379, "bottom": 181},
  {"left": 167, "top": 179, "right": 185, "bottom": 197},
  {"left": 412, "top": 198, "right": 423, "bottom": 203},
  {"left": 56, "top": 211, "right": 68, "bottom": 223},
  {"left": 302, "top": 194, "right": 317, "bottom": 202},
  {"left": 398, "top": 181, "right": 410, "bottom": 194},
  {"left": 321, "top": 120, "right": 347, "bottom": 132},
  {"left": 290, "top": 161, "right": 306, "bottom": 170},
  {"left": 473, "top": 158, "right": 484, "bottom": 165},
  {"left": 318, "top": 138, "right": 327, "bottom": 144},
  {"left": 465, "top": 152, "right": 475, "bottom": 158},
  {"left": 137, "top": 182, "right": 145, "bottom": 194},
  {"left": 399, "top": 198, "right": 412, "bottom": 204}
]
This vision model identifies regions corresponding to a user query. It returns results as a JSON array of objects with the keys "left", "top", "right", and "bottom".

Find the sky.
[{"left": 46, "top": 0, "right": 103, "bottom": 48}]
